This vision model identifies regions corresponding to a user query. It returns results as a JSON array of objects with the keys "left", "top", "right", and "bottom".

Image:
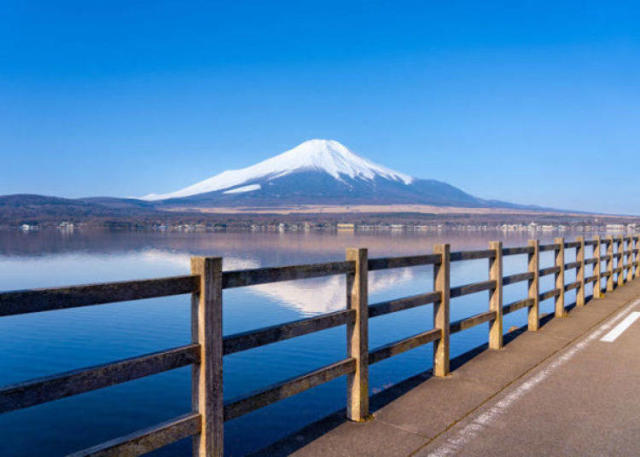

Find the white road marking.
[
  {"left": 424, "top": 298, "right": 640, "bottom": 457},
  {"left": 600, "top": 311, "right": 640, "bottom": 342}
]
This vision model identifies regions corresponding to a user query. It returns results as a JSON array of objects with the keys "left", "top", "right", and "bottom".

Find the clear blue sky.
[{"left": 2, "top": 1, "right": 639, "bottom": 213}]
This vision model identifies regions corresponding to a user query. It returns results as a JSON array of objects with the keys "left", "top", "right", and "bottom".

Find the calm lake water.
[{"left": 0, "top": 229, "right": 590, "bottom": 456}]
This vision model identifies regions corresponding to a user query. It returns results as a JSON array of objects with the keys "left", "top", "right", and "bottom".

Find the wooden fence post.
[
  {"left": 626, "top": 236, "right": 634, "bottom": 283},
  {"left": 621, "top": 236, "right": 627, "bottom": 284},
  {"left": 554, "top": 237, "right": 566, "bottom": 318},
  {"left": 621, "top": 236, "right": 626, "bottom": 283},
  {"left": 632, "top": 236, "right": 636, "bottom": 280},
  {"left": 346, "top": 248, "right": 369, "bottom": 422},
  {"left": 527, "top": 239, "right": 539, "bottom": 331},
  {"left": 433, "top": 244, "right": 450, "bottom": 377},
  {"left": 576, "top": 236, "right": 585, "bottom": 307},
  {"left": 191, "top": 257, "right": 224, "bottom": 457},
  {"left": 632, "top": 235, "right": 636, "bottom": 280},
  {"left": 593, "top": 235, "right": 602, "bottom": 299},
  {"left": 637, "top": 234, "right": 640, "bottom": 279},
  {"left": 489, "top": 241, "right": 503, "bottom": 349},
  {"left": 633, "top": 235, "right": 640, "bottom": 278},
  {"left": 607, "top": 236, "right": 614, "bottom": 292},
  {"left": 618, "top": 235, "right": 625, "bottom": 287}
]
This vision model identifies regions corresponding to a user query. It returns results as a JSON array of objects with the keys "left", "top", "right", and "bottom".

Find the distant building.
[
  {"left": 58, "top": 221, "right": 75, "bottom": 233},
  {"left": 358, "top": 225, "right": 375, "bottom": 231},
  {"left": 337, "top": 223, "right": 355, "bottom": 231},
  {"left": 606, "top": 224, "right": 625, "bottom": 233},
  {"left": 20, "top": 223, "right": 39, "bottom": 232}
]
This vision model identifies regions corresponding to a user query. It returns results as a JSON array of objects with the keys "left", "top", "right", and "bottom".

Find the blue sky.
[{"left": 2, "top": 1, "right": 639, "bottom": 213}]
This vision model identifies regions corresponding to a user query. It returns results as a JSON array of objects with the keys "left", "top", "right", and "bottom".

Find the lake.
[{"left": 0, "top": 229, "right": 588, "bottom": 456}]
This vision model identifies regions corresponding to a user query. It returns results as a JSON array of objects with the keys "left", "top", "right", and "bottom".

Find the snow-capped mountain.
[
  {"left": 140, "top": 139, "right": 513, "bottom": 208},
  {"left": 142, "top": 139, "right": 413, "bottom": 201}
]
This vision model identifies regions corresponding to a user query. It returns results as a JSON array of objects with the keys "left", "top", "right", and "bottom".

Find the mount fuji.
[{"left": 142, "top": 139, "right": 518, "bottom": 209}]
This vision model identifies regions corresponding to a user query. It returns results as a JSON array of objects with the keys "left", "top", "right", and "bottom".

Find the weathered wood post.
[
  {"left": 636, "top": 235, "right": 640, "bottom": 279},
  {"left": 623, "top": 235, "right": 628, "bottom": 285},
  {"left": 576, "top": 236, "right": 585, "bottom": 307},
  {"left": 433, "top": 244, "right": 450, "bottom": 377},
  {"left": 632, "top": 235, "right": 636, "bottom": 279},
  {"left": 527, "top": 239, "right": 539, "bottom": 331},
  {"left": 489, "top": 241, "right": 503, "bottom": 349},
  {"left": 626, "top": 236, "right": 634, "bottom": 283},
  {"left": 606, "top": 236, "right": 614, "bottom": 292},
  {"left": 633, "top": 235, "right": 640, "bottom": 278},
  {"left": 191, "top": 257, "right": 224, "bottom": 457},
  {"left": 632, "top": 236, "right": 636, "bottom": 280},
  {"left": 617, "top": 235, "right": 625, "bottom": 287},
  {"left": 593, "top": 236, "right": 602, "bottom": 299},
  {"left": 346, "top": 248, "right": 369, "bottom": 422},
  {"left": 554, "top": 237, "right": 566, "bottom": 317},
  {"left": 621, "top": 237, "right": 625, "bottom": 282}
]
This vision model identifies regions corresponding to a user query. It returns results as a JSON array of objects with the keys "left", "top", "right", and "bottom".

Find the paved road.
[{"left": 419, "top": 291, "right": 640, "bottom": 457}]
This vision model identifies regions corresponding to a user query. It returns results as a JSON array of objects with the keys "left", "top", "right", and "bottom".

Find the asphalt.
[{"left": 250, "top": 278, "right": 640, "bottom": 457}]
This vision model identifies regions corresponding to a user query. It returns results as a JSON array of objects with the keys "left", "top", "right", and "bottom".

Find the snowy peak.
[
  {"left": 273, "top": 139, "right": 414, "bottom": 184},
  {"left": 141, "top": 139, "right": 414, "bottom": 201}
]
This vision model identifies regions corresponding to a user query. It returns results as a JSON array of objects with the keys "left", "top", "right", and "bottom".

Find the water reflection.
[
  {"left": 0, "top": 228, "right": 566, "bottom": 260},
  {"left": 0, "top": 229, "right": 598, "bottom": 457}
]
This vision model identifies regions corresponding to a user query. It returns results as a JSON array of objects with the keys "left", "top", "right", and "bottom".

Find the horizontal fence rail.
[
  {"left": 223, "top": 309, "right": 355, "bottom": 355},
  {"left": 0, "top": 345, "right": 200, "bottom": 414},
  {"left": 0, "top": 234, "right": 638, "bottom": 457},
  {"left": 540, "top": 266, "right": 561, "bottom": 277},
  {"left": 369, "top": 328, "right": 441, "bottom": 364},
  {"left": 368, "top": 291, "right": 441, "bottom": 318},
  {"left": 67, "top": 413, "right": 202, "bottom": 457},
  {"left": 450, "top": 310, "right": 496, "bottom": 334},
  {"left": 224, "top": 358, "right": 356, "bottom": 422},
  {"left": 450, "top": 249, "right": 495, "bottom": 261},
  {"left": 0, "top": 275, "right": 199, "bottom": 317},
  {"left": 503, "top": 272, "right": 534, "bottom": 285},
  {"left": 502, "top": 246, "right": 534, "bottom": 256},
  {"left": 450, "top": 280, "right": 496, "bottom": 298},
  {"left": 222, "top": 261, "right": 355, "bottom": 288},
  {"left": 503, "top": 298, "right": 534, "bottom": 315},
  {"left": 367, "top": 254, "right": 440, "bottom": 270}
]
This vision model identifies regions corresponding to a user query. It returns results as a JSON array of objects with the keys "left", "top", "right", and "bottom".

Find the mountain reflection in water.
[{"left": 0, "top": 229, "right": 587, "bottom": 457}]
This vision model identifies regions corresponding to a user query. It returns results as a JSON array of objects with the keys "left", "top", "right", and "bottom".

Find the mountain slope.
[
  {"left": 142, "top": 139, "right": 413, "bottom": 201},
  {"left": 143, "top": 139, "right": 497, "bottom": 208},
  {"left": 0, "top": 194, "right": 156, "bottom": 223}
]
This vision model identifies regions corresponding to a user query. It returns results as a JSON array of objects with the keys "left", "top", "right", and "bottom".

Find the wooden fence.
[{"left": 1, "top": 234, "right": 639, "bottom": 456}]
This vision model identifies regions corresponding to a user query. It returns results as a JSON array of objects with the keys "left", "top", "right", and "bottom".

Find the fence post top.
[
  {"left": 433, "top": 243, "right": 450, "bottom": 253},
  {"left": 190, "top": 256, "right": 222, "bottom": 269},
  {"left": 345, "top": 248, "right": 368, "bottom": 263},
  {"left": 489, "top": 240, "right": 502, "bottom": 248},
  {"left": 528, "top": 239, "right": 539, "bottom": 246}
]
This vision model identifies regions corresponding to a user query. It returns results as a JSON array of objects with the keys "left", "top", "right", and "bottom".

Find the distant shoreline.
[
  {"left": 167, "top": 204, "right": 605, "bottom": 216},
  {"left": 2, "top": 195, "right": 639, "bottom": 231},
  {"left": 5, "top": 212, "right": 639, "bottom": 234}
]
